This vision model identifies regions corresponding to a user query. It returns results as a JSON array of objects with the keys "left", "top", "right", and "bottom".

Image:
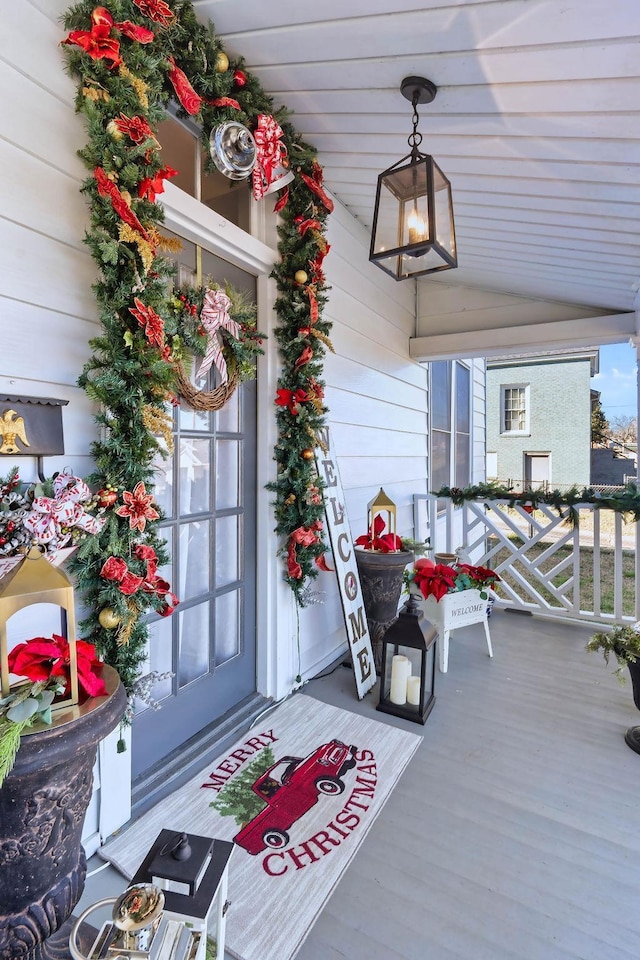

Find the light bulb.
[{"left": 407, "top": 208, "right": 427, "bottom": 245}]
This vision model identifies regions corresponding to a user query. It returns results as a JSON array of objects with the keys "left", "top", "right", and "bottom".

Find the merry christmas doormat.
[{"left": 102, "top": 694, "right": 422, "bottom": 960}]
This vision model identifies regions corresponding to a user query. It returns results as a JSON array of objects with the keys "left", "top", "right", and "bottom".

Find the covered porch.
[{"left": 80, "top": 608, "right": 640, "bottom": 959}]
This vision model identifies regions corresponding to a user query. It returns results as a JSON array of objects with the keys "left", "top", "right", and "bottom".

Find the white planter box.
[{"left": 411, "top": 587, "right": 493, "bottom": 673}]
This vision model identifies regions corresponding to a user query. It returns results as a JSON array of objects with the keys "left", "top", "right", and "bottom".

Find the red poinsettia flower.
[
  {"left": 355, "top": 515, "right": 405, "bottom": 553},
  {"left": 8, "top": 637, "right": 63, "bottom": 682},
  {"left": 133, "top": 0, "right": 174, "bottom": 26},
  {"left": 115, "top": 482, "right": 160, "bottom": 533},
  {"left": 129, "top": 298, "right": 166, "bottom": 350},
  {"left": 412, "top": 561, "right": 458, "bottom": 601},
  {"left": 72, "top": 639, "right": 108, "bottom": 697},
  {"left": 62, "top": 7, "right": 153, "bottom": 64},
  {"left": 113, "top": 113, "right": 156, "bottom": 144},
  {"left": 455, "top": 562, "right": 501, "bottom": 588},
  {"left": 62, "top": 8, "right": 122, "bottom": 65},
  {"left": 138, "top": 165, "right": 178, "bottom": 202},
  {"left": 8, "top": 635, "right": 106, "bottom": 698}
]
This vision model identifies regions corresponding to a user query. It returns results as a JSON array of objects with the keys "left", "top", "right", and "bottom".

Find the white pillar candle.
[
  {"left": 407, "top": 675, "right": 421, "bottom": 706},
  {"left": 389, "top": 655, "right": 410, "bottom": 705}
]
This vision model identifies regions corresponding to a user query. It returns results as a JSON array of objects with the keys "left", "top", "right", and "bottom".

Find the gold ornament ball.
[
  {"left": 215, "top": 51, "right": 230, "bottom": 72},
  {"left": 301, "top": 448, "right": 314, "bottom": 461},
  {"left": 99, "top": 607, "right": 121, "bottom": 630},
  {"left": 294, "top": 270, "right": 308, "bottom": 284}
]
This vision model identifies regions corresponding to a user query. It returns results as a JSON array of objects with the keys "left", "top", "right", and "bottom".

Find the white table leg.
[
  {"left": 483, "top": 619, "right": 493, "bottom": 658},
  {"left": 439, "top": 630, "right": 450, "bottom": 672}
]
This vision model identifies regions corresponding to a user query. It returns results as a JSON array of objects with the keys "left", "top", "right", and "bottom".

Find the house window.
[
  {"left": 431, "top": 361, "right": 471, "bottom": 494},
  {"left": 156, "top": 111, "right": 250, "bottom": 231},
  {"left": 501, "top": 385, "right": 529, "bottom": 434}
]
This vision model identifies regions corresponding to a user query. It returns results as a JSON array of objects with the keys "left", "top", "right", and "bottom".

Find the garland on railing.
[
  {"left": 61, "top": 0, "right": 334, "bottom": 691},
  {"left": 435, "top": 481, "right": 640, "bottom": 524}
]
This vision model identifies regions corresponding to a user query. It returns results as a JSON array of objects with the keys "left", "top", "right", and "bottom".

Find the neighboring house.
[
  {"left": 486, "top": 348, "right": 599, "bottom": 490},
  {"left": 591, "top": 447, "right": 636, "bottom": 486}
]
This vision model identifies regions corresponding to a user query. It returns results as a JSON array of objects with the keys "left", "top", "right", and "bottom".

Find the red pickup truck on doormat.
[{"left": 234, "top": 739, "right": 357, "bottom": 855}]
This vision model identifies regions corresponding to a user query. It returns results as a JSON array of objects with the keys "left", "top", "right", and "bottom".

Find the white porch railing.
[{"left": 413, "top": 494, "right": 640, "bottom": 626}]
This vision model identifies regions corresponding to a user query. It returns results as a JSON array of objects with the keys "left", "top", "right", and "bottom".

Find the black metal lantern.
[
  {"left": 369, "top": 76, "right": 457, "bottom": 281},
  {"left": 377, "top": 595, "right": 436, "bottom": 724}
]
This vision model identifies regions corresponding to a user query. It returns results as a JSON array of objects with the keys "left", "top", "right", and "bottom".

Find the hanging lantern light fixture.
[{"left": 369, "top": 76, "right": 457, "bottom": 281}]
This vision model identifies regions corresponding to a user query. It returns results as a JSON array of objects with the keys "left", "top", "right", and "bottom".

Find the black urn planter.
[
  {"left": 0, "top": 666, "right": 126, "bottom": 960},
  {"left": 624, "top": 657, "right": 640, "bottom": 754},
  {"left": 354, "top": 548, "right": 413, "bottom": 670}
]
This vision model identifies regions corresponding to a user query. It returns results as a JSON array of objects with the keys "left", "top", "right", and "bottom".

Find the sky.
[{"left": 591, "top": 342, "right": 637, "bottom": 423}]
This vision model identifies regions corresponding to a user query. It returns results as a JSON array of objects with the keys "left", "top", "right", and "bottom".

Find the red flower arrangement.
[
  {"left": 409, "top": 558, "right": 501, "bottom": 601},
  {"left": 8, "top": 634, "right": 107, "bottom": 698},
  {"left": 0, "top": 634, "right": 108, "bottom": 785},
  {"left": 355, "top": 514, "right": 406, "bottom": 553}
]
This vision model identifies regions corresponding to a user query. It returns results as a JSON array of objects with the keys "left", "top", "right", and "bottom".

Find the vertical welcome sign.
[{"left": 315, "top": 427, "right": 376, "bottom": 698}]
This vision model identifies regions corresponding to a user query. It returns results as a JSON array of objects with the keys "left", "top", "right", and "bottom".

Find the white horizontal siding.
[
  {"left": 2, "top": 1, "right": 102, "bottom": 844},
  {"left": 298, "top": 202, "right": 426, "bottom": 678}
]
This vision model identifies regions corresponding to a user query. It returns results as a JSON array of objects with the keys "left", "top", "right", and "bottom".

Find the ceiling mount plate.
[{"left": 400, "top": 76, "right": 437, "bottom": 104}]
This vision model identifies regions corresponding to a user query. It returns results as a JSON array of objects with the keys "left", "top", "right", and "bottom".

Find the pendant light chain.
[{"left": 408, "top": 92, "right": 423, "bottom": 159}]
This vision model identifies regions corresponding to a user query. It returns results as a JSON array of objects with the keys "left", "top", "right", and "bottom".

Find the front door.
[
  {"left": 131, "top": 247, "right": 257, "bottom": 780},
  {"left": 524, "top": 453, "right": 550, "bottom": 490}
]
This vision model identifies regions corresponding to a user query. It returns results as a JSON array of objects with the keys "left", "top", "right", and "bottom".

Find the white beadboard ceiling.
[{"left": 195, "top": 0, "right": 640, "bottom": 316}]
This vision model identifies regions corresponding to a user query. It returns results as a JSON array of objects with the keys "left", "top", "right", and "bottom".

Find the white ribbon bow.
[
  {"left": 24, "top": 469, "right": 105, "bottom": 546},
  {"left": 196, "top": 288, "right": 239, "bottom": 383}
]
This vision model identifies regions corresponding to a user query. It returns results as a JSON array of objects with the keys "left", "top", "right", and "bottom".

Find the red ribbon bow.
[{"left": 252, "top": 114, "right": 287, "bottom": 200}]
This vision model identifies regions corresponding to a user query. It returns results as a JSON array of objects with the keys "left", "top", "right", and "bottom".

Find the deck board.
[{"left": 298, "top": 610, "right": 640, "bottom": 960}]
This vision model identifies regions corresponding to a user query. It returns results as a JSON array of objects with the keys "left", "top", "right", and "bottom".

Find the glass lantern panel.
[
  {"left": 383, "top": 643, "right": 423, "bottom": 708},
  {"left": 433, "top": 161, "right": 456, "bottom": 259},
  {"left": 371, "top": 158, "right": 430, "bottom": 256}
]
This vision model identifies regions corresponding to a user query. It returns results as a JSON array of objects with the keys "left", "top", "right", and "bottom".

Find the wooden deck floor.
[
  {"left": 80, "top": 610, "right": 640, "bottom": 959},
  {"left": 298, "top": 610, "right": 640, "bottom": 960}
]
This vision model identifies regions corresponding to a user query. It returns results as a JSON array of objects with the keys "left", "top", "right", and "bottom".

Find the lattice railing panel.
[{"left": 414, "top": 494, "right": 639, "bottom": 625}]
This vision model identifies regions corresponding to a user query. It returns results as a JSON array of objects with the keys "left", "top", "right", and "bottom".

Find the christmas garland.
[
  {"left": 61, "top": 0, "right": 334, "bottom": 693},
  {"left": 435, "top": 481, "right": 640, "bottom": 524}
]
